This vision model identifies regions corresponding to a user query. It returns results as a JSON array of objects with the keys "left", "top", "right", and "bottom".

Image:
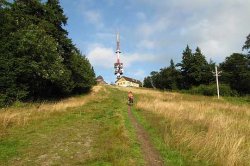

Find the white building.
[{"left": 115, "top": 76, "right": 142, "bottom": 87}]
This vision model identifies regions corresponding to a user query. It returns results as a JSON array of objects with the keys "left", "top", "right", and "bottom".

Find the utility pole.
[
  {"left": 212, "top": 66, "right": 222, "bottom": 99},
  {"left": 150, "top": 77, "right": 156, "bottom": 89}
]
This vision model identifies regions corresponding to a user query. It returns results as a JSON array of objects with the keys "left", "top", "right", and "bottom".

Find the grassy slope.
[
  {"left": 1, "top": 85, "right": 249, "bottom": 166},
  {"left": 0, "top": 86, "right": 144, "bottom": 165},
  {"left": 126, "top": 87, "right": 250, "bottom": 166},
  {"left": 129, "top": 91, "right": 209, "bottom": 166},
  {"left": 132, "top": 107, "right": 209, "bottom": 166}
]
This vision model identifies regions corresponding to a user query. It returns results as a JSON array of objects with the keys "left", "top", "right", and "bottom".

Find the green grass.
[
  {"left": 0, "top": 86, "right": 144, "bottom": 165},
  {"left": 132, "top": 108, "right": 211, "bottom": 166},
  {"left": 223, "top": 95, "right": 250, "bottom": 105},
  {"left": 4, "top": 86, "right": 246, "bottom": 165},
  {"left": 131, "top": 92, "right": 212, "bottom": 166},
  {"left": 131, "top": 108, "right": 184, "bottom": 166}
]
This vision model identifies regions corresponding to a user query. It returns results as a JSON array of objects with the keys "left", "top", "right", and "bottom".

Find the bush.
[
  {"left": 0, "top": 87, "right": 29, "bottom": 108},
  {"left": 188, "top": 84, "right": 238, "bottom": 96}
]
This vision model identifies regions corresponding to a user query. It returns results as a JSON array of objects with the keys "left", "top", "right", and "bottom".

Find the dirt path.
[{"left": 128, "top": 105, "right": 164, "bottom": 166}]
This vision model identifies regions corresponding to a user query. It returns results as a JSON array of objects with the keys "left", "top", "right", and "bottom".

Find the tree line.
[
  {"left": 0, "top": 0, "right": 96, "bottom": 107},
  {"left": 143, "top": 35, "right": 250, "bottom": 96}
]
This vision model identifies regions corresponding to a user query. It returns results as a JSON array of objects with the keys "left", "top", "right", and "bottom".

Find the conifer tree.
[
  {"left": 170, "top": 59, "right": 175, "bottom": 69},
  {"left": 177, "top": 46, "right": 212, "bottom": 88},
  {"left": 191, "top": 47, "right": 211, "bottom": 85},
  {"left": 177, "top": 45, "right": 193, "bottom": 88},
  {"left": 243, "top": 34, "right": 250, "bottom": 54}
]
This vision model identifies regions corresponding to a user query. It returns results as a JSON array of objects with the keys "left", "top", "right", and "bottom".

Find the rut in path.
[{"left": 128, "top": 105, "right": 164, "bottom": 166}]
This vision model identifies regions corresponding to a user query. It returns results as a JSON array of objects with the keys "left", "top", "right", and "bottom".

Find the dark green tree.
[
  {"left": 220, "top": 53, "right": 250, "bottom": 94},
  {"left": 144, "top": 60, "right": 181, "bottom": 90},
  {"left": 143, "top": 76, "right": 153, "bottom": 88},
  {"left": 158, "top": 60, "right": 182, "bottom": 90},
  {"left": 150, "top": 71, "right": 160, "bottom": 89},
  {"left": 69, "top": 51, "right": 96, "bottom": 93},
  {"left": 0, "top": 0, "right": 95, "bottom": 106},
  {"left": 45, "top": 0, "right": 96, "bottom": 92},
  {"left": 177, "top": 46, "right": 212, "bottom": 88},
  {"left": 191, "top": 47, "right": 212, "bottom": 85},
  {"left": 177, "top": 45, "right": 193, "bottom": 89},
  {"left": 170, "top": 59, "right": 175, "bottom": 69},
  {"left": 243, "top": 34, "right": 250, "bottom": 54}
]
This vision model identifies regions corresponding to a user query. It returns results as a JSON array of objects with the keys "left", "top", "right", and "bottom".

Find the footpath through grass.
[
  {"left": 125, "top": 87, "right": 250, "bottom": 166},
  {"left": 132, "top": 108, "right": 210, "bottom": 166},
  {"left": 0, "top": 86, "right": 144, "bottom": 165},
  {"left": 4, "top": 85, "right": 245, "bottom": 165}
]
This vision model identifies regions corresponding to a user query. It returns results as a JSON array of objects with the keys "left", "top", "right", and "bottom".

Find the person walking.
[{"left": 128, "top": 91, "right": 134, "bottom": 105}]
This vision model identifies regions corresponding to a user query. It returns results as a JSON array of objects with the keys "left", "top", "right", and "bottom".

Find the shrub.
[{"left": 188, "top": 84, "right": 238, "bottom": 96}]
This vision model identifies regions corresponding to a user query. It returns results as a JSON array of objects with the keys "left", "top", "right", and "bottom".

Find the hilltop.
[{"left": 0, "top": 85, "right": 249, "bottom": 165}]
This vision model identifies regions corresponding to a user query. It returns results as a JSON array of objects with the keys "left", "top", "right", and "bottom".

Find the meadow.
[
  {"left": 1, "top": 85, "right": 249, "bottom": 165},
  {"left": 121, "top": 87, "right": 250, "bottom": 165},
  {"left": 0, "top": 86, "right": 102, "bottom": 138},
  {"left": 0, "top": 86, "right": 144, "bottom": 165}
]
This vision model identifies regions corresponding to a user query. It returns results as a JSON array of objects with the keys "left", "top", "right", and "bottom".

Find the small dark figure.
[{"left": 128, "top": 91, "right": 134, "bottom": 105}]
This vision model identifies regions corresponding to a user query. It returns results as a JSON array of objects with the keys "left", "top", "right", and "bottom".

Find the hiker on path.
[{"left": 128, "top": 91, "right": 134, "bottom": 104}]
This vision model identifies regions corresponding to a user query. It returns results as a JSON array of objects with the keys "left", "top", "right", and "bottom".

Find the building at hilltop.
[
  {"left": 96, "top": 75, "right": 107, "bottom": 84},
  {"left": 115, "top": 76, "right": 142, "bottom": 87}
]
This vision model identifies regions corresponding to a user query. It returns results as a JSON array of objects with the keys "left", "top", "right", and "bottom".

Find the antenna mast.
[{"left": 114, "top": 32, "right": 123, "bottom": 79}]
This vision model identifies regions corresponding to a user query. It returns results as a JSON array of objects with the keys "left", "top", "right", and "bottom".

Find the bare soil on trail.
[{"left": 128, "top": 106, "right": 164, "bottom": 166}]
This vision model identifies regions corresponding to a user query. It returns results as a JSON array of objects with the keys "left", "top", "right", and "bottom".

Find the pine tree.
[
  {"left": 191, "top": 47, "right": 211, "bottom": 85},
  {"left": 243, "top": 34, "right": 250, "bottom": 54},
  {"left": 177, "top": 46, "right": 213, "bottom": 88},
  {"left": 170, "top": 59, "right": 175, "bottom": 69},
  {"left": 177, "top": 45, "right": 193, "bottom": 89}
]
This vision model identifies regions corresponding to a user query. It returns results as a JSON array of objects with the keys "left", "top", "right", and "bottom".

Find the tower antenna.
[{"left": 114, "top": 32, "right": 123, "bottom": 79}]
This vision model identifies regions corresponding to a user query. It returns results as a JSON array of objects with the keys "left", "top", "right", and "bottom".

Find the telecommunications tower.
[{"left": 114, "top": 33, "right": 123, "bottom": 79}]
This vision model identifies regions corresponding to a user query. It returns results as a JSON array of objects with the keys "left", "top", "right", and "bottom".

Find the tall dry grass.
[
  {"left": 133, "top": 88, "right": 250, "bottom": 165},
  {"left": 0, "top": 85, "right": 103, "bottom": 137}
]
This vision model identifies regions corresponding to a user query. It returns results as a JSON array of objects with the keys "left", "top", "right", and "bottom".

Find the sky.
[{"left": 60, "top": 0, "right": 250, "bottom": 84}]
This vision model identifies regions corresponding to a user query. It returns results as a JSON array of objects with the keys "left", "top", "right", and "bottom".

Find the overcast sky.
[{"left": 61, "top": 0, "right": 250, "bottom": 83}]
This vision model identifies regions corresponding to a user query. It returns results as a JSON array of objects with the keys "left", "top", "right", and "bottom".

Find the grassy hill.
[{"left": 0, "top": 85, "right": 249, "bottom": 165}]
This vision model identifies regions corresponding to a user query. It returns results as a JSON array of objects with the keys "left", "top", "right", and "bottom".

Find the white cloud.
[
  {"left": 178, "top": 3, "right": 250, "bottom": 59},
  {"left": 133, "top": 0, "right": 250, "bottom": 61},
  {"left": 83, "top": 10, "right": 104, "bottom": 28},
  {"left": 96, "top": 32, "right": 115, "bottom": 39},
  {"left": 134, "top": 69, "right": 145, "bottom": 76},
  {"left": 137, "top": 39, "right": 156, "bottom": 49},
  {"left": 137, "top": 18, "right": 168, "bottom": 38},
  {"left": 74, "top": 0, "right": 104, "bottom": 28},
  {"left": 135, "top": 17, "right": 169, "bottom": 50},
  {"left": 133, "top": 69, "right": 146, "bottom": 80},
  {"left": 62, "top": 0, "right": 250, "bottom": 83},
  {"left": 72, "top": 0, "right": 250, "bottom": 71},
  {"left": 87, "top": 45, "right": 157, "bottom": 69},
  {"left": 123, "top": 52, "right": 155, "bottom": 67},
  {"left": 87, "top": 46, "right": 115, "bottom": 68}
]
